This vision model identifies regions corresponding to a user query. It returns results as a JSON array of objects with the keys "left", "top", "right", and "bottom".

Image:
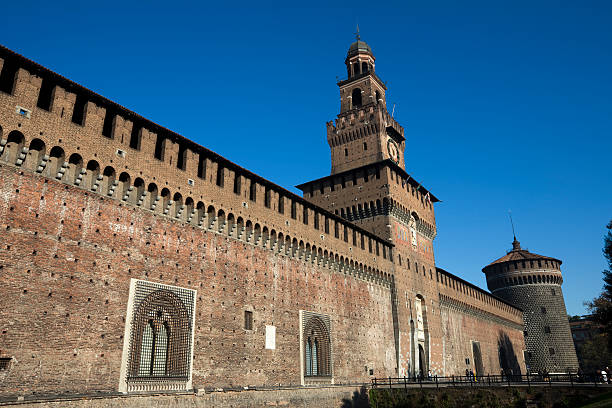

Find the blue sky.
[{"left": 2, "top": 1, "right": 610, "bottom": 315}]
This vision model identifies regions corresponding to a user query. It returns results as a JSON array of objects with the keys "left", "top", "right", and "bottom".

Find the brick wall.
[{"left": 0, "top": 164, "right": 397, "bottom": 396}]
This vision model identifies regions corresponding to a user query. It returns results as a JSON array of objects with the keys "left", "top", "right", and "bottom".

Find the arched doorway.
[
  {"left": 418, "top": 344, "right": 426, "bottom": 379},
  {"left": 472, "top": 341, "right": 484, "bottom": 376},
  {"left": 414, "top": 295, "right": 429, "bottom": 378}
]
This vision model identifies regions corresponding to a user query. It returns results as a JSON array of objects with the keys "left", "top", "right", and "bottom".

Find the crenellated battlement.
[
  {"left": 0, "top": 45, "right": 395, "bottom": 283},
  {"left": 437, "top": 267, "right": 523, "bottom": 324},
  {"left": 327, "top": 121, "right": 380, "bottom": 148}
]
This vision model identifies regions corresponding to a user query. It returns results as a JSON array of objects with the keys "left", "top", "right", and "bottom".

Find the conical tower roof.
[{"left": 483, "top": 238, "right": 561, "bottom": 270}]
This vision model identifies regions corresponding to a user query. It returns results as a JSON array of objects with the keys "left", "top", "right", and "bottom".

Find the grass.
[{"left": 575, "top": 392, "right": 612, "bottom": 408}]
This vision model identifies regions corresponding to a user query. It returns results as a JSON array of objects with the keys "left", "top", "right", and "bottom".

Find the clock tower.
[
  {"left": 327, "top": 29, "right": 406, "bottom": 175},
  {"left": 297, "top": 32, "right": 441, "bottom": 378}
]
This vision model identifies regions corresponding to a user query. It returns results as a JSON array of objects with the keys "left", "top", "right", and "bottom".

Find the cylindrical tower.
[{"left": 482, "top": 238, "right": 579, "bottom": 374}]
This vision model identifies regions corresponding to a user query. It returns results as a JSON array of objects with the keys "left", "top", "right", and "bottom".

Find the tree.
[
  {"left": 576, "top": 333, "right": 612, "bottom": 373},
  {"left": 587, "top": 220, "right": 612, "bottom": 350}
]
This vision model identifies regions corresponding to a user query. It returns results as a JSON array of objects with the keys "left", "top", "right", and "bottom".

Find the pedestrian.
[
  {"left": 469, "top": 369, "right": 475, "bottom": 382},
  {"left": 428, "top": 369, "right": 432, "bottom": 381},
  {"left": 465, "top": 368, "right": 470, "bottom": 382}
]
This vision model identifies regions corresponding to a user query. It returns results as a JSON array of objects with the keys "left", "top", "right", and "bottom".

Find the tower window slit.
[
  {"left": 71, "top": 94, "right": 87, "bottom": 125},
  {"left": 37, "top": 78, "right": 54, "bottom": 111},
  {"left": 177, "top": 145, "right": 187, "bottom": 170},
  {"left": 249, "top": 181, "right": 257, "bottom": 201},
  {"left": 233, "top": 173, "right": 241, "bottom": 195},
  {"left": 264, "top": 188, "right": 271, "bottom": 208},
  {"left": 216, "top": 165, "right": 224, "bottom": 187},
  {"left": 0, "top": 60, "right": 18, "bottom": 95},
  {"left": 129, "top": 125, "right": 142, "bottom": 150},
  {"left": 278, "top": 195, "right": 284, "bottom": 214},
  {"left": 102, "top": 110, "right": 115, "bottom": 138},
  {"left": 197, "top": 155, "right": 206, "bottom": 179}
]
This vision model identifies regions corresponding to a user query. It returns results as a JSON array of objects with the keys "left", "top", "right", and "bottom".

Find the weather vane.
[{"left": 355, "top": 24, "right": 360, "bottom": 40}]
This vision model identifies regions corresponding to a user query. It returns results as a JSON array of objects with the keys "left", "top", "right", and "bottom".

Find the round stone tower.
[{"left": 482, "top": 238, "right": 579, "bottom": 374}]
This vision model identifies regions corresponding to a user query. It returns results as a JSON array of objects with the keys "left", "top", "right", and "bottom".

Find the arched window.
[
  {"left": 351, "top": 88, "right": 362, "bottom": 108},
  {"left": 139, "top": 321, "right": 155, "bottom": 376},
  {"left": 375, "top": 91, "right": 381, "bottom": 103},
  {"left": 136, "top": 320, "right": 171, "bottom": 376},
  {"left": 303, "top": 315, "right": 331, "bottom": 378},
  {"left": 153, "top": 322, "right": 170, "bottom": 376},
  {"left": 362, "top": 62, "right": 368, "bottom": 74},
  {"left": 306, "top": 338, "right": 313, "bottom": 375},
  {"left": 127, "top": 286, "right": 193, "bottom": 385}
]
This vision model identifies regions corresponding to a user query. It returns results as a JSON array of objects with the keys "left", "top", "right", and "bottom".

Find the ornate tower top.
[{"left": 344, "top": 28, "right": 376, "bottom": 80}]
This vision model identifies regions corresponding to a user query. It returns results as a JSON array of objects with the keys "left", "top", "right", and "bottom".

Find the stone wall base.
[{"left": 0, "top": 385, "right": 369, "bottom": 408}]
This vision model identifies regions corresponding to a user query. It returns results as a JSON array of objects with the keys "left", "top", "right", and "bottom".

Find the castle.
[{"left": 0, "top": 35, "right": 575, "bottom": 398}]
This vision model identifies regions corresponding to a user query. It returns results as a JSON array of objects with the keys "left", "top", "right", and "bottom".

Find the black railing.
[{"left": 372, "top": 373, "right": 612, "bottom": 389}]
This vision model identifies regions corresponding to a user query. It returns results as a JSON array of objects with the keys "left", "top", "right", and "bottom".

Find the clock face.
[{"left": 387, "top": 138, "right": 400, "bottom": 164}]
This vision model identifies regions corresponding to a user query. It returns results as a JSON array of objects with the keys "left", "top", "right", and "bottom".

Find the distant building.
[{"left": 570, "top": 315, "right": 604, "bottom": 351}]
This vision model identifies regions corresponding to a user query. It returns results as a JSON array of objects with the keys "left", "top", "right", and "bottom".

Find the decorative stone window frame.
[
  {"left": 118, "top": 279, "right": 197, "bottom": 393},
  {"left": 299, "top": 310, "right": 333, "bottom": 385}
]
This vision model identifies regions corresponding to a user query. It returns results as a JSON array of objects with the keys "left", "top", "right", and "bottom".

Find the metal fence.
[{"left": 372, "top": 373, "right": 612, "bottom": 389}]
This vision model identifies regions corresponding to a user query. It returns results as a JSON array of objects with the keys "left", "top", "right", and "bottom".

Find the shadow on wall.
[
  {"left": 498, "top": 332, "right": 522, "bottom": 376},
  {"left": 340, "top": 386, "right": 369, "bottom": 408}
]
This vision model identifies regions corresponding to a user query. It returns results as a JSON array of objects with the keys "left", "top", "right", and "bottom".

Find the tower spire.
[
  {"left": 509, "top": 210, "right": 521, "bottom": 250},
  {"left": 355, "top": 24, "right": 360, "bottom": 40}
]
